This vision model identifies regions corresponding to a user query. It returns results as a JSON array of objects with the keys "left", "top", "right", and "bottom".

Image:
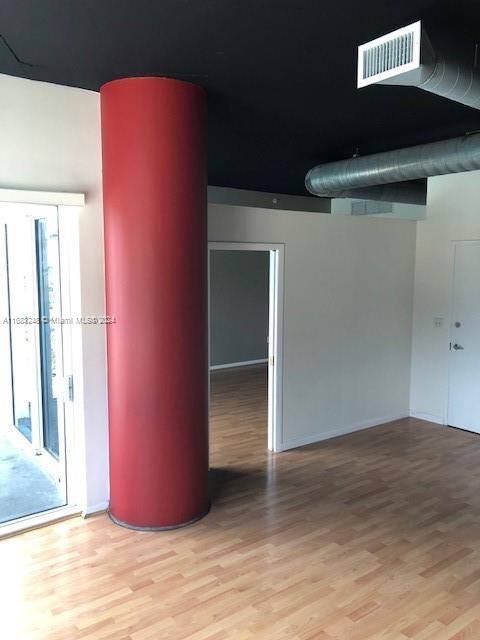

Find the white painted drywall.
[
  {"left": 209, "top": 204, "right": 417, "bottom": 447},
  {"left": 0, "top": 73, "right": 108, "bottom": 511},
  {"left": 410, "top": 170, "right": 480, "bottom": 425},
  {"left": 210, "top": 250, "right": 269, "bottom": 366}
]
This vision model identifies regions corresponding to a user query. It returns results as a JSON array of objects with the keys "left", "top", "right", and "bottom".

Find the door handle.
[{"left": 453, "top": 343, "right": 464, "bottom": 350}]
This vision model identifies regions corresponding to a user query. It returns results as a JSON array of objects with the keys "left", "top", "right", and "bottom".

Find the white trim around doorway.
[
  {"left": 0, "top": 190, "right": 86, "bottom": 536},
  {"left": 208, "top": 241, "right": 285, "bottom": 452},
  {"left": 0, "top": 188, "right": 84, "bottom": 207}
]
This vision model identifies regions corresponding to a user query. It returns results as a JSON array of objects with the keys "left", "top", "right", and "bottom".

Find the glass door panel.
[
  {"left": 36, "top": 217, "right": 61, "bottom": 458},
  {"left": 6, "top": 219, "right": 40, "bottom": 444},
  {"left": 1, "top": 204, "right": 67, "bottom": 524}
]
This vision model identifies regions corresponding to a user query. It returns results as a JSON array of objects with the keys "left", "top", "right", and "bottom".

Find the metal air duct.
[
  {"left": 306, "top": 22, "right": 480, "bottom": 204},
  {"left": 305, "top": 133, "right": 480, "bottom": 202},
  {"left": 358, "top": 21, "right": 480, "bottom": 110}
]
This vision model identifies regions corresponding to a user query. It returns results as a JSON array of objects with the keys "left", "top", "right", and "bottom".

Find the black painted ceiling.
[{"left": 1, "top": 0, "right": 480, "bottom": 195}]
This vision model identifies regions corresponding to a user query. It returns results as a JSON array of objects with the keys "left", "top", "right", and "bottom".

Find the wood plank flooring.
[{"left": 2, "top": 364, "right": 480, "bottom": 639}]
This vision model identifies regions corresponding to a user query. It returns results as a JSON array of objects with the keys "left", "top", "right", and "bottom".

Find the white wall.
[
  {"left": 209, "top": 204, "right": 417, "bottom": 448},
  {"left": 411, "top": 171, "right": 480, "bottom": 424},
  {"left": 0, "top": 74, "right": 108, "bottom": 512}
]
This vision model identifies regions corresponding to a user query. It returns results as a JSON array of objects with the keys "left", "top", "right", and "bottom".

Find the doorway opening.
[
  {"left": 0, "top": 198, "right": 80, "bottom": 528},
  {"left": 208, "top": 242, "right": 284, "bottom": 456}
]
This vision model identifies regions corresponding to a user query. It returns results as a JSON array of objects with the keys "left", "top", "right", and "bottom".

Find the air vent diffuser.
[
  {"left": 358, "top": 21, "right": 421, "bottom": 88},
  {"left": 351, "top": 200, "right": 393, "bottom": 216}
]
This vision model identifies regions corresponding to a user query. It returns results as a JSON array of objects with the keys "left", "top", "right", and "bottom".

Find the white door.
[
  {"left": 448, "top": 242, "right": 480, "bottom": 433},
  {"left": 1, "top": 203, "right": 68, "bottom": 503}
]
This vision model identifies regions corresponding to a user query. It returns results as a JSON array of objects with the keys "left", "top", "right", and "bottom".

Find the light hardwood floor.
[{"left": 3, "top": 364, "right": 480, "bottom": 639}]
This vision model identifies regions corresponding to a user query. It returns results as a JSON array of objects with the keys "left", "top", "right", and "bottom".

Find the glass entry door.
[{"left": 0, "top": 204, "right": 67, "bottom": 523}]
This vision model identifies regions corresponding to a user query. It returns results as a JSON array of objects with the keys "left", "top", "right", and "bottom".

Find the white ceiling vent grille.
[
  {"left": 351, "top": 200, "right": 393, "bottom": 216},
  {"left": 358, "top": 21, "right": 422, "bottom": 88}
]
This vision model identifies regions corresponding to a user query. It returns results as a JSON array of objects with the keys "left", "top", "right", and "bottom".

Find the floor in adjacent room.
[
  {"left": 3, "top": 364, "right": 480, "bottom": 639},
  {"left": 0, "top": 431, "right": 64, "bottom": 525}
]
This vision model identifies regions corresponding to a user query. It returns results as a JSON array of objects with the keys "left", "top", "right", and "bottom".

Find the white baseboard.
[
  {"left": 210, "top": 358, "right": 268, "bottom": 371},
  {"left": 279, "top": 414, "right": 409, "bottom": 452},
  {"left": 81, "top": 501, "right": 109, "bottom": 518},
  {"left": 410, "top": 412, "right": 445, "bottom": 426}
]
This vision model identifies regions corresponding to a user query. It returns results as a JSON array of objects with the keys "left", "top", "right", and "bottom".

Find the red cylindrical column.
[{"left": 100, "top": 77, "right": 209, "bottom": 529}]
